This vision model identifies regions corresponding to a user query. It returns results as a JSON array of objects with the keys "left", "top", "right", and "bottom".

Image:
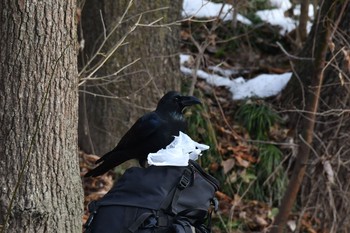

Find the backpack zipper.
[{"left": 189, "top": 160, "right": 220, "bottom": 190}]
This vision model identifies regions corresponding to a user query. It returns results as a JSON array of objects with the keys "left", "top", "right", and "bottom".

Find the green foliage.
[
  {"left": 254, "top": 144, "right": 287, "bottom": 204},
  {"left": 185, "top": 91, "right": 221, "bottom": 166},
  {"left": 245, "top": 0, "right": 273, "bottom": 11},
  {"left": 236, "top": 101, "right": 281, "bottom": 140},
  {"left": 236, "top": 0, "right": 274, "bottom": 24},
  {"left": 235, "top": 101, "right": 287, "bottom": 205}
]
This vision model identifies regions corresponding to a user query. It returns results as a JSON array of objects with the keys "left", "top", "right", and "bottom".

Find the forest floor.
[{"left": 80, "top": 9, "right": 318, "bottom": 233}]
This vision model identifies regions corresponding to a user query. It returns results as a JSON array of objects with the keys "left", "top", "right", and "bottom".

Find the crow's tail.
[
  {"left": 84, "top": 161, "right": 117, "bottom": 177},
  {"left": 84, "top": 151, "right": 127, "bottom": 177}
]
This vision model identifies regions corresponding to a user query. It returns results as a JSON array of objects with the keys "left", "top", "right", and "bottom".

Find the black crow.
[{"left": 84, "top": 91, "right": 201, "bottom": 177}]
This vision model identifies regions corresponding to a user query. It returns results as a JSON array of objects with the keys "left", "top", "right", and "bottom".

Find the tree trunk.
[
  {"left": 297, "top": 0, "right": 309, "bottom": 44},
  {"left": 0, "top": 1, "right": 83, "bottom": 232},
  {"left": 277, "top": 1, "right": 350, "bottom": 232},
  {"left": 78, "top": 0, "right": 182, "bottom": 156}
]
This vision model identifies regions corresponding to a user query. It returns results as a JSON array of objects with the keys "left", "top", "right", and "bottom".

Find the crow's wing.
[
  {"left": 115, "top": 111, "right": 163, "bottom": 150},
  {"left": 85, "top": 112, "right": 164, "bottom": 177}
]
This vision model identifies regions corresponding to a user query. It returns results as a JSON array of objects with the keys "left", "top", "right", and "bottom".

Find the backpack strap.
[
  {"left": 84, "top": 201, "right": 99, "bottom": 232},
  {"left": 167, "top": 167, "right": 193, "bottom": 214},
  {"left": 128, "top": 210, "right": 175, "bottom": 232},
  {"left": 128, "top": 212, "right": 154, "bottom": 232}
]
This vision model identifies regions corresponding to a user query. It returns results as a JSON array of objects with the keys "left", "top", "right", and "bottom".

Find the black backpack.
[{"left": 84, "top": 160, "right": 220, "bottom": 233}]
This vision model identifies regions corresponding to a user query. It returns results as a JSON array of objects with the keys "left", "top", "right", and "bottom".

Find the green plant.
[
  {"left": 235, "top": 101, "right": 287, "bottom": 205},
  {"left": 187, "top": 101, "right": 221, "bottom": 166},
  {"left": 236, "top": 100, "right": 281, "bottom": 140},
  {"left": 255, "top": 144, "right": 287, "bottom": 204}
]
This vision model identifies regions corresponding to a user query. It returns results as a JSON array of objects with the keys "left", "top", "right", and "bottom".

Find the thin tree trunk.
[
  {"left": 271, "top": 0, "right": 342, "bottom": 232},
  {"left": 298, "top": 0, "right": 309, "bottom": 44},
  {"left": 78, "top": 0, "right": 182, "bottom": 156},
  {"left": 0, "top": 1, "right": 83, "bottom": 232}
]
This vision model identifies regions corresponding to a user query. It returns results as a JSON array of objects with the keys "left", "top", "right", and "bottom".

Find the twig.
[
  {"left": 84, "top": 15, "right": 142, "bottom": 81},
  {"left": 276, "top": 42, "right": 314, "bottom": 61},
  {"left": 79, "top": 0, "right": 134, "bottom": 77},
  {"left": 99, "top": 10, "right": 106, "bottom": 40},
  {"left": 213, "top": 91, "right": 243, "bottom": 141},
  {"left": 79, "top": 58, "right": 141, "bottom": 85},
  {"left": 187, "top": 2, "right": 225, "bottom": 96}
]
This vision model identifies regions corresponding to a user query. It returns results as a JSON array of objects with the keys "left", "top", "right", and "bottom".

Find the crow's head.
[{"left": 156, "top": 91, "right": 201, "bottom": 114}]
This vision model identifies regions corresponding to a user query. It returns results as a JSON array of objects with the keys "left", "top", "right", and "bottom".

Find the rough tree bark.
[
  {"left": 273, "top": 0, "right": 350, "bottom": 232},
  {"left": 78, "top": 0, "right": 182, "bottom": 156},
  {"left": 0, "top": 1, "right": 83, "bottom": 232}
]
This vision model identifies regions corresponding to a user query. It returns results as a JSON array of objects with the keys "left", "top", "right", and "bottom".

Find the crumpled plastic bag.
[{"left": 147, "top": 132, "right": 209, "bottom": 166}]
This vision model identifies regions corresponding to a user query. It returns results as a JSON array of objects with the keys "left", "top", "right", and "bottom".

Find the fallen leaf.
[
  {"left": 222, "top": 158, "right": 235, "bottom": 174},
  {"left": 235, "top": 156, "right": 250, "bottom": 168},
  {"left": 254, "top": 216, "right": 268, "bottom": 227}
]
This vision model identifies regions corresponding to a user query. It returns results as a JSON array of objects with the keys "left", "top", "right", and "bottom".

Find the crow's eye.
[{"left": 173, "top": 96, "right": 180, "bottom": 102}]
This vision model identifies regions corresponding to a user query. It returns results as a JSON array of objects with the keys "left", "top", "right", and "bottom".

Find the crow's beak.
[{"left": 180, "top": 95, "right": 202, "bottom": 107}]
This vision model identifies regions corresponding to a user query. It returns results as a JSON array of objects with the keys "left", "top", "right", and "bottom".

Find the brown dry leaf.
[
  {"left": 208, "top": 33, "right": 217, "bottom": 45},
  {"left": 216, "top": 191, "right": 233, "bottom": 216},
  {"left": 239, "top": 211, "right": 247, "bottom": 219},
  {"left": 209, "top": 162, "right": 220, "bottom": 173},
  {"left": 254, "top": 216, "right": 269, "bottom": 227},
  {"left": 236, "top": 151, "right": 257, "bottom": 163},
  {"left": 299, "top": 212, "right": 321, "bottom": 233},
  {"left": 80, "top": 150, "right": 117, "bottom": 225},
  {"left": 217, "top": 142, "right": 229, "bottom": 155},
  {"left": 227, "top": 144, "right": 257, "bottom": 164},
  {"left": 231, "top": 194, "right": 242, "bottom": 206},
  {"left": 263, "top": 65, "right": 290, "bottom": 74},
  {"left": 206, "top": 45, "right": 217, "bottom": 53},
  {"left": 235, "top": 156, "right": 250, "bottom": 168},
  {"left": 301, "top": 219, "right": 317, "bottom": 233},
  {"left": 217, "top": 126, "right": 242, "bottom": 141},
  {"left": 222, "top": 158, "right": 235, "bottom": 174},
  {"left": 342, "top": 48, "right": 350, "bottom": 72},
  {"left": 227, "top": 171, "right": 237, "bottom": 183},
  {"left": 328, "top": 40, "right": 335, "bottom": 53},
  {"left": 216, "top": 191, "right": 232, "bottom": 202},
  {"left": 180, "top": 30, "right": 191, "bottom": 40}
]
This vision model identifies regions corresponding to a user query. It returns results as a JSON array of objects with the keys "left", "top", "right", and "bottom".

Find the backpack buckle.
[
  {"left": 211, "top": 197, "right": 219, "bottom": 212},
  {"left": 178, "top": 169, "right": 191, "bottom": 190}
]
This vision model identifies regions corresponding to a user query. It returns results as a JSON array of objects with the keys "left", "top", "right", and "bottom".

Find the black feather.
[{"left": 84, "top": 91, "right": 201, "bottom": 177}]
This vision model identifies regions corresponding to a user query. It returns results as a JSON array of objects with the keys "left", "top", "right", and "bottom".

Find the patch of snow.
[
  {"left": 293, "top": 3, "right": 314, "bottom": 18},
  {"left": 181, "top": 66, "right": 236, "bottom": 87},
  {"left": 182, "top": 0, "right": 252, "bottom": 25},
  {"left": 181, "top": 66, "right": 292, "bottom": 100},
  {"left": 182, "top": 0, "right": 314, "bottom": 36},
  {"left": 256, "top": 9, "right": 297, "bottom": 34},
  {"left": 208, "top": 65, "right": 240, "bottom": 77},
  {"left": 293, "top": 4, "right": 314, "bottom": 32},
  {"left": 180, "top": 54, "right": 192, "bottom": 65},
  {"left": 269, "top": 0, "right": 292, "bottom": 11},
  {"left": 229, "top": 73, "right": 292, "bottom": 99},
  {"left": 180, "top": 54, "right": 241, "bottom": 77},
  {"left": 179, "top": 0, "right": 299, "bottom": 99},
  {"left": 257, "top": 0, "right": 315, "bottom": 35}
]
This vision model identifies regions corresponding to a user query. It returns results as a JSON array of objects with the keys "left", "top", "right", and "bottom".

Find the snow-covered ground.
[
  {"left": 180, "top": 0, "right": 304, "bottom": 100},
  {"left": 182, "top": 0, "right": 252, "bottom": 25},
  {"left": 182, "top": 0, "right": 314, "bottom": 34},
  {"left": 256, "top": 0, "right": 314, "bottom": 34},
  {"left": 180, "top": 55, "right": 292, "bottom": 100}
]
